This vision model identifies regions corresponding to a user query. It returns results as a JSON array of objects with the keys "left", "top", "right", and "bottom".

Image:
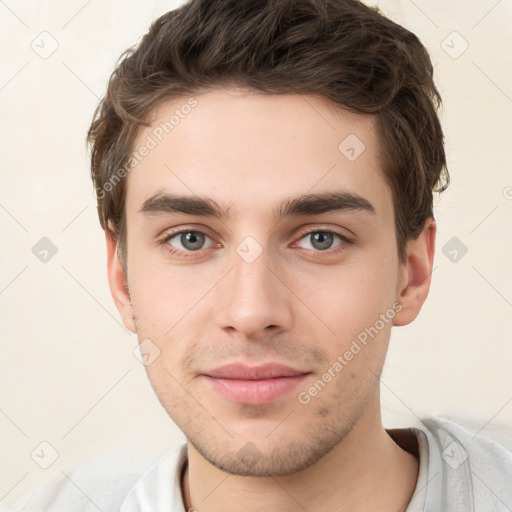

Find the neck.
[{"left": 181, "top": 404, "right": 419, "bottom": 512}]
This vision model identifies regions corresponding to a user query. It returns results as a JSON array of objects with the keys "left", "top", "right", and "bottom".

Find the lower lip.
[{"left": 204, "top": 374, "right": 309, "bottom": 405}]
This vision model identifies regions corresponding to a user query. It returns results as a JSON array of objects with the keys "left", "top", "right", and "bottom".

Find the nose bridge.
[
  {"left": 216, "top": 239, "right": 292, "bottom": 336},
  {"left": 231, "top": 245, "right": 275, "bottom": 312},
  {"left": 233, "top": 248, "right": 272, "bottom": 300}
]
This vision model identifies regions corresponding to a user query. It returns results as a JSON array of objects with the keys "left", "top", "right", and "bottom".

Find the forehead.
[{"left": 126, "top": 88, "right": 393, "bottom": 220}]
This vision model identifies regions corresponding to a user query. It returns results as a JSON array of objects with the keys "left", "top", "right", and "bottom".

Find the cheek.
[
  {"left": 297, "top": 251, "right": 399, "bottom": 344},
  {"left": 127, "top": 249, "right": 216, "bottom": 329}
]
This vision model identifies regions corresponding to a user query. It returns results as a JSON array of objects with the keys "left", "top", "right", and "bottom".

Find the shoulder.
[
  {"left": 1, "top": 443, "right": 186, "bottom": 512},
  {"left": 421, "top": 414, "right": 512, "bottom": 467},
  {"left": 417, "top": 415, "right": 512, "bottom": 510}
]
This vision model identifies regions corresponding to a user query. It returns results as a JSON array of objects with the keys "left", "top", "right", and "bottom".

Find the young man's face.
[{"left": 107, "top": 88, "right": 432, "bottom": 476}]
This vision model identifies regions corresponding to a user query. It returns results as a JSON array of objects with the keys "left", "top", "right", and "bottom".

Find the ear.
[
  {"left": 393, "top": 218, "right": 436, "bottom": 326},
  {"left": 105, "top": 231, "right": 136, "bottom": 333}
]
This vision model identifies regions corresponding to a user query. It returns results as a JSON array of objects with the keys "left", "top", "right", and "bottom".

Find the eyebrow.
[
  {"left": 140, "top": 193, "right": 233, "bottom": 218},
  {"left": 139, "top": 190, "right": 375, "bottom": 221},
  {"left": 275, "top": 191, "right": 375, "bottom": 218}
]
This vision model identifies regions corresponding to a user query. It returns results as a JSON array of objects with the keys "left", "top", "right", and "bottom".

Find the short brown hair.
[{"left": 87, "top": 0, "right": 449, "bottom": 265}]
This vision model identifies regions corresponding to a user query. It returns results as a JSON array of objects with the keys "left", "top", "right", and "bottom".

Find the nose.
[{"left": 215, "top": 248, "right": 293, "bottom": 339}]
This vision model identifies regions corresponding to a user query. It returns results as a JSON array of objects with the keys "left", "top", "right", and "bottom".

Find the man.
[{"left": 5, "top": 0, "right": 512, "bottom": 511}]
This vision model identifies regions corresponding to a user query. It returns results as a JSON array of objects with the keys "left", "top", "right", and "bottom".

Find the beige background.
[{"left": 1, "top": 0, "right": 511, "bottom": 505}]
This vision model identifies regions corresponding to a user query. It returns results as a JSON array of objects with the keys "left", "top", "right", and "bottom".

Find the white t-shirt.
[{"left": 4, "top": 416, "right": 511, "bottom": 511}]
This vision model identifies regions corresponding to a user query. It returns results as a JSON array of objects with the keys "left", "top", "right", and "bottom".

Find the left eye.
[
  {"left": 296, "top": 231, "right": 345, "bottom": 251},
  {"left": 167, "top": 231, "right": 214, "bottom": 251}
]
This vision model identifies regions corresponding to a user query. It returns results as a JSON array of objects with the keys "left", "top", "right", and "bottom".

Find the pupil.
[
  {"left": 311, "top": 232, "right": 333, "bottom": 250},
  {"left": 182, "top": 232, "right": 204, "bottom": 250}
]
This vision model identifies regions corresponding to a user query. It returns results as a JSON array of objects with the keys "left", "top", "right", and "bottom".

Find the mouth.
[{"left": 202, "top": 363, "right": 311, "bottom": 405}]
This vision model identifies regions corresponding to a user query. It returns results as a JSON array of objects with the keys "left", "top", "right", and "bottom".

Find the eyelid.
[
  {"left": 157, "top": 224, "right": 352, "bottom": 258},
  {"left": 293, "top": 225, "right": 353, "bottom": 244},
  {"left": 159, "top": 226, "right": 222, "bottom": 255},
  {"left": 160, "top": 224, "right": 219, "bottom": 242},
  {"left": 168, "top": 231, "right": 214, "bottom": 250}
]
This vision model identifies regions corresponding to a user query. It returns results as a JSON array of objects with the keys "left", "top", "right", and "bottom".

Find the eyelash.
[
  {"left": 294, "top": 227, "right": 352, "bottom": 255},
  {"left": 159, "top": 226, "right": 353, "bottom": 258},
  {"left": 159, "top": 227, "right": 218, "bottom": 259}
]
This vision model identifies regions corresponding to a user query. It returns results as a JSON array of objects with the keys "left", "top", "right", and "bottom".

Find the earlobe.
[
  {"left": 105, "top": 232, "right": 136, "bottom": 333},
  {"left": 393, "top": 218, "right": 436, "bottom": 327}
]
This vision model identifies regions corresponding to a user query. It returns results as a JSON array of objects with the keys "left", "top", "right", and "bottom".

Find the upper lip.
[{"left": 204, "top": 363, "right": 309, "bottom": 380}]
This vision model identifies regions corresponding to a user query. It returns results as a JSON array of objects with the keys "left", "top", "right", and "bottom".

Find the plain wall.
[{"left": 1, "top": 0, "right": 511, "bottom": 504}]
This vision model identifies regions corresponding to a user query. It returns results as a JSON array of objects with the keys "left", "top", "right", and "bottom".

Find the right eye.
[{"left": 164, "top": 230, "right": 215, "bottom": 252}]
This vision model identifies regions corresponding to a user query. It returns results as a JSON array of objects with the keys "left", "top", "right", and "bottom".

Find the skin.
[{"left": 106, "top": 88, "right": 436, "bottom": 512}]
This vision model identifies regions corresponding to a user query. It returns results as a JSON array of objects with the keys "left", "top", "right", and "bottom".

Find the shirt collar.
[{"left": 119, "top": 443, "right": 188, "bottom": 512}]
